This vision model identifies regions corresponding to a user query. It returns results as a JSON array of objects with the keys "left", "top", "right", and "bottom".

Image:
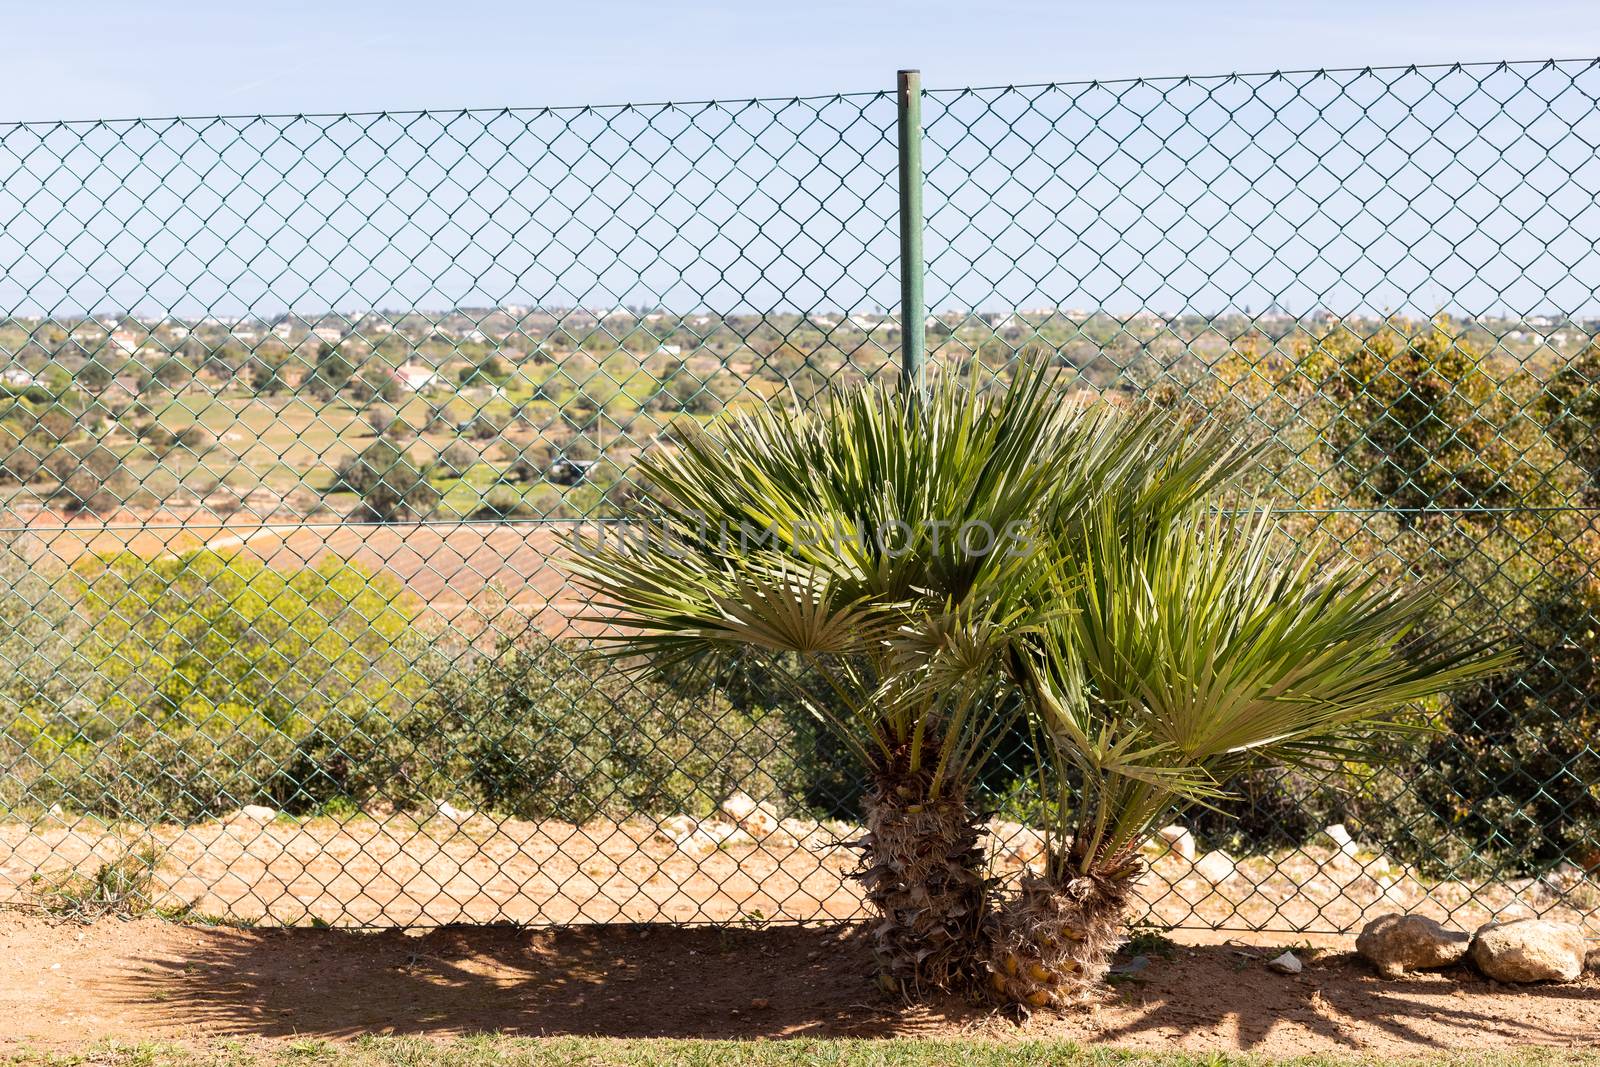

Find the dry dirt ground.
[
  {"left": 3, "top": 812, "right": 1596, "bottom": 936},
  {"left": 0, "top": 914, "right": 1596, "bottom": 1058}
]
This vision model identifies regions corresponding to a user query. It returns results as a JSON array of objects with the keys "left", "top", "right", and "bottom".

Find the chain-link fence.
[{"left": 1, "top": 59, "right": 1597, "bottom": 935}]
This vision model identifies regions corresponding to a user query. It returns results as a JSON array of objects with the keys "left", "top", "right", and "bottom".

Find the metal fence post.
[{"left": 896, "top": 68, "right": 927, "bottom": 401}]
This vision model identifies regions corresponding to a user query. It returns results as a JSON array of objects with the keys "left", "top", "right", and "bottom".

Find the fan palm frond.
[
  {"left": 1023, "top": 502, "right": 1512, "bottom": 875},
  {"left": 567, "top": 357, "right": 1252, "bottom": 994}
]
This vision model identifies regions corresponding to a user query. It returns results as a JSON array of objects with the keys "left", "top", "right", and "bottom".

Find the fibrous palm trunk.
[
  {"left": 855, "top": 759, "right": 988, "bottom": 995},
  {"left": 985, "top": 853, "right": 1140, "bottom": 1010}
]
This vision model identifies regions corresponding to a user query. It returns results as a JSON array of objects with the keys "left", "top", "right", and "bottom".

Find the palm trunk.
[
  {"left": 856, "top": 763, "right": 987, "bottom": 995},
  {"left": 985, "top": 854, "right": 1140, "bottom": 1010}
]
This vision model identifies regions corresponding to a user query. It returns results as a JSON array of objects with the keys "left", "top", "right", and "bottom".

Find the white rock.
[
  {"left": 1194, "top": 850, "right": 1236, "bottom": 884},
  {"left": 1365, "top": 856, "right": 1402, "bottom": 881},
  {"left": 1267, "top": 950, "right": 1303, "bottom": 975},
  {"left": 232, "top": 804, "right": 277, "bottom": 823},
  {"left": 678, "top": 830, "right": 719, "bottom": 856},
  {"left": 719, "top": 793, "right": 783, "bottom": 838},
  {"left": 657, "top": 814, "right": 697, "bottom": 843},
  {"left": 1154, "top": 824, "right": 1197, "bottom": 862},
  {"left": 1543, "top": 863, "right": 1587, "bottom": 894},
  {"left": 436, "top": 800, "right": 473, "bottom": 822},
  {"left": 679, "top": 820, "right": 756, "bottom": 856},
  {"left": 1323, "top": 823, "right": 1361, "bottom": 860},
  {"left": 720, "top": 792, "right": 760, "bottom": 822}
]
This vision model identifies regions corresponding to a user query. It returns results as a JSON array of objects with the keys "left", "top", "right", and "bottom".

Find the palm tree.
[
  {"left": 988, "top": 503, "right": 1513, "bottom": 1009},
  {"left": 568, "top": 361, "right": 1247, "bottom": 994}
]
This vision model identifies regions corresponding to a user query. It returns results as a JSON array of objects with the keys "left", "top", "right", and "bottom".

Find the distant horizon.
[{"left": 6, "top": 302, "right": 1600, "bottom": 329}]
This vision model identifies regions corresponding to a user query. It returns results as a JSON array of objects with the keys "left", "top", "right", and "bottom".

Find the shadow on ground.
[
  {"left": 1097, "top": 948, "right": 1599, "bottom": 1051},
  {"left": 115, "top": 922, "right": 917, "bottom": 1040},
  {"left": 81, "top": 921, "right": 1600, "bottom": 1050}
]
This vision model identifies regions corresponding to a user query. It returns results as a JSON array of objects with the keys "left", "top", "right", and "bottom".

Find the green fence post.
[{"left": 896, "top": 68, "right": 927, "bottom": 401}]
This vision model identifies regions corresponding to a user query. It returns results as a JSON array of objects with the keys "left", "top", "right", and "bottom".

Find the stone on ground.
[
  {"left": 656, "top": 814, "right": 697, "bottom": 842},
  {"left": 1356, "top": 913, "right": 1470, "bottom": 977},
  {"left": 1153, "top": 824, "right": 1196, "bottom": 862},
  {"left": 1323, "top": 823, "right": 1361, "bottom": 859},
  {"left": 436, "top": 800, "right": 473, "bottom": 822},
  {"left": 678, "top": 819, "right": 757, "bottom": 856},
  {"left": 1193, "top": 850, "right": 1235, "bottom": 884},
  {"left": 1267, "top": 950, "right": 1302, "bottom": 975},
  {"left": 231, "top": 804, "right": 277, "bottom": 823},
  {"left": 719, "top": 792, "right": 784, "bottom": 838},
  {"left": 1469, "top": 918, "right": 1587, "bottom": 983}
]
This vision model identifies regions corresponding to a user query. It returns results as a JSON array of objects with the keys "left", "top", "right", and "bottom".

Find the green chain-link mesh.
[{"left": 0, "top": 60, "right": 1596, "bottom": 935}]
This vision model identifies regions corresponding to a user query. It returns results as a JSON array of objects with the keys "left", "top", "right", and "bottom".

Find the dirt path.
[{"left": 0, "top": 914, "right": 1595, "bottom": 1057}]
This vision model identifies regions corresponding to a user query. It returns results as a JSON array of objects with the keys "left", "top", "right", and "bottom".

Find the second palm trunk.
[{"left": 985, "top": 855, "right": 1139, "bottom": 1007}]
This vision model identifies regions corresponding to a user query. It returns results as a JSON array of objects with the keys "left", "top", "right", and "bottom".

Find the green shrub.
[
  {"left": 331, "top": 439, "right": 441, "bottom": 521},
  {"left": 45, "top": 442, "right": 132, "bottom": 513},
  {"left": 74, "top": 550, "right": 427, "bottom": 729},
  {"left": 470, "top": 486, "right": 538, "bottom": 520},
  {"left": 31, "top": 841, "right": 161, "bottom": 918},
  {"left": 2, "top": 550, "right": 432, "bottom": 819},
  {"left": 278, "top": 639, "right": 800, "bottom": 822},
  {"left": 1320, "top": 322, "right": 1550, "bottom": 520},
  {"left": 1404, "top": 579, "right": 1600, "bottom": 870},
  {"left": 1, "top": 547, "right": 806, "bottom": 823},
  {"left": 8, "top": 724, "right": 300, "bottom": 821},
  {"left": 4, "top": 550, "right": 427, "bottom": 740},
  {"left": 1538, "top": 341, "right": 1600, "bottom": 504}
]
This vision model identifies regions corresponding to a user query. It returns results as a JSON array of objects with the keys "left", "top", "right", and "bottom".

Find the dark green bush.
[
  {"left": 331, "top": 439, "right": 441, "bottom": 521},
  {"left": 277, "top": 639, "right": 800, "bottom": 822},
  {"left": 6, "top": 724, "right": 298, "bottom": 821},
  {"left": 1403, "top": 582, "right": 1600, "bottom": 870}
]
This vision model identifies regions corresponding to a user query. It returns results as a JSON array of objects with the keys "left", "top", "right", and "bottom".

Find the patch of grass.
[
  {"left": 1121, "top": 925, "right": 1179, "bottom": 960},
  {"left": 151, "top": 903, "right": 259, "bottom": 929},
  {"left": 29, "top": 842, "right": 161, "bottom": 919},
  {"left": 4, "top": 1038, "right": 1598, "bottom": 1067}
]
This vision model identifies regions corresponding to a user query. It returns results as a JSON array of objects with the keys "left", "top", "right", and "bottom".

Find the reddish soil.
[{"left": 0, "top": 914, "right": 1595, "bottom": 1056}]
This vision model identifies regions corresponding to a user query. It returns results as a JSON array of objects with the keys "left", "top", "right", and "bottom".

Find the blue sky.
[
  {"left": 3, "top": 2, "right": 1598, "bottom": 319},
  {"left": 4, "top": 0, "right": 1599, "bottom": 121}
]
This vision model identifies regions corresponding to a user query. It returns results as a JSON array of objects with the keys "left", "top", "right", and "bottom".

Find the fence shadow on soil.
[
  {"left": 116, "top": 923, "right": 904, "bottom": 1040},
  {"left": 106, "top": 923, "right": 1600, "bottom": 1048}
]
